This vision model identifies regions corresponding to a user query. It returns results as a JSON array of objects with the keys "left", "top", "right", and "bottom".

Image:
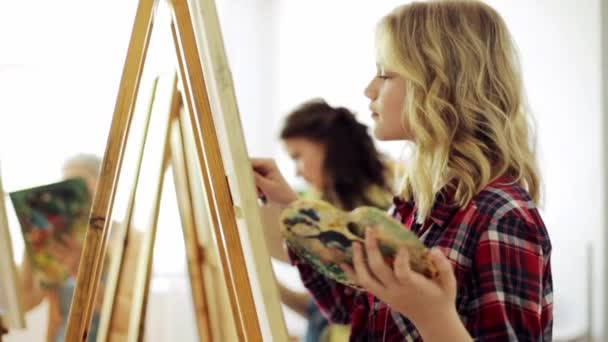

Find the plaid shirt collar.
[
  {"left": 392, "top": 191, "right": 456, "bottom": 228},
  {"left": 393, "top": 176, "right": 512, "bottom": 228}
]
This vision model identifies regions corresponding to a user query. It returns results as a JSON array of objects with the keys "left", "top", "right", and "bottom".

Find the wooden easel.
[
  {"left": 65, "top": 0, "right": 287, "bottom": 340},
  {"left": 0, "top": 318, "right": 7, "bottom": 342},
  {"left": 0, "top": 167, "right": 25, "bottom": 340}
]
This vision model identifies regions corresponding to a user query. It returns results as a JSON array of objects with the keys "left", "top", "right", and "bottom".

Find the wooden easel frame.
[
  {"left": 0, "top": 167, "right": 25, "bottom": 335},
  {"left": 95, "top": 75, "right": 162, "bottom": 342},
  {"left": 65, "top": 0, "right": 287, "bottom": 340},
  {"left": 0, "top": 318, "right": 7, "bottom": 342}
]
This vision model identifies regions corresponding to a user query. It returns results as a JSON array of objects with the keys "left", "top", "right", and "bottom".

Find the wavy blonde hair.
[{"left": 377, "top": 0, "right": 540, "bottom": 223}]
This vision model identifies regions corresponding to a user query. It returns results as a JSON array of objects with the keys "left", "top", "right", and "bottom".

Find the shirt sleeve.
[
  {"left": 287, "top": 247, "right": 358, "bottom": 324},
  {"left": 467, "top": 211, "right": 553, "bottom": 341}
]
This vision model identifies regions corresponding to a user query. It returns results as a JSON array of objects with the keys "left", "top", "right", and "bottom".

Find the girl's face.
[
  {"left": 364, "top": 64, "right": 413, "bottom": 141},
  {"left": 283, "top": 137, "right": 326, "bottom": 191}
]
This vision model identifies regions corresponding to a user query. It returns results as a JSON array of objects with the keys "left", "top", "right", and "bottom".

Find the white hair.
[{"left": 62, "top": 153, "right": 102, "bottom": 178}]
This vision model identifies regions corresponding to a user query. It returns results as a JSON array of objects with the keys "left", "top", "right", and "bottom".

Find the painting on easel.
[{"left": 0, "top": 166, "right": 25, "bottom": 330}]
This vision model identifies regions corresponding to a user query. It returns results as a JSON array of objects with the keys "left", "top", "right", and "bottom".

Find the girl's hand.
[
  {"left": 251, "top": 158, "right": 298, "bottom": 206},
  {"left": 341, "top": 229, "right": 461, "bottom": 333}
]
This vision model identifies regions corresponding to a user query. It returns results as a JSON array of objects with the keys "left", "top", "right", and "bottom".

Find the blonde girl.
[{"left": 253, "top": 1, "right": 552, "bottom": 340}]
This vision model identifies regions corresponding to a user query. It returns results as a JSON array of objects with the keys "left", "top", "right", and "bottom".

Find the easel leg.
[
  {"left": 0, "top": 317, "right": 7, "bottom": 342},
  {"left": 126, "top": 74, "right": 178, "bottom": 342},
  {"left": 170, "top": 106, "right": 213, "bottom": 341}
]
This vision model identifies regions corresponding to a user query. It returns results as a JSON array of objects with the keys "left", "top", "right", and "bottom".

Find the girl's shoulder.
[
  {"left": 471, "top": 177, "right": 538, "bottom": 222},
  {"left": 467, "top": 178, "right": 550, "bottom": 252}
]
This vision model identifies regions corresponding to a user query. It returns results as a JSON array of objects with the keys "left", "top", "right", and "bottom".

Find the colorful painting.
[
  {"left": 9, "top": 178, "right": 91, "bottom": 288},
  {"left": 280, "top": 199, "right": 437, "bottom": 289}
]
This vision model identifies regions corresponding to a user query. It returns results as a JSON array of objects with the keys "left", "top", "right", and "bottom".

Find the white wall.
[{"left": 216, "top": 0, "right": 279, "bottom": 158}]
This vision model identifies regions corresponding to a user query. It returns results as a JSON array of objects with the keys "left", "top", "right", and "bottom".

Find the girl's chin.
[
  {"left": 373, "top": 126, "right": 389, "bottom": 140},
  {"left": 373, "top": 127, "right": 410, "bottom": 141}
]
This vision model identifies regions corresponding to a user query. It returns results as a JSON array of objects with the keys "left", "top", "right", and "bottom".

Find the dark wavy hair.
[{"left": 280, "top": 99, "right": 391, "bottom": 211}]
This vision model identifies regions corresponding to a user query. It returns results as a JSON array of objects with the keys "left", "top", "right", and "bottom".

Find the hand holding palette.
[{"left": 280, "top": 199, "right": 437, "bottom": 289}]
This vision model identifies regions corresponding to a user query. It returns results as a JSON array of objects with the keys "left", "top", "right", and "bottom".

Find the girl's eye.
[
  {"left": 375, "top": 64, "right": 391, "bottom": 80},
  {"left": 376, "top": 70, "right": 390, "bottom": 80}
]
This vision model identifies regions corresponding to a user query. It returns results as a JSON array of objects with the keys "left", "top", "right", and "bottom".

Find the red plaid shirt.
[{"left": 289, "top": 178, "right": 553, "bottom": 341}]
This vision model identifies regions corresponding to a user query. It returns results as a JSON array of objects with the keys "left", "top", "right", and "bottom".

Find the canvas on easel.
[
  {"left": 9, "top": 178, "right": 91, "bottom": 289},
  {"left": 64, "top": 0, "right": 288, "bottom": 340},
  {"left": 0, "top": 166, "right": 26, "bottom": 332}
]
